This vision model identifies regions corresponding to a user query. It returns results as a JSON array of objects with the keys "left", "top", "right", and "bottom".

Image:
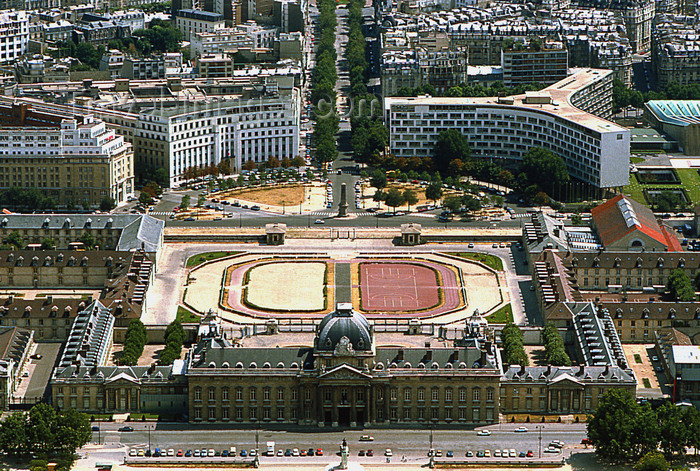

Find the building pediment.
[
  {"left": 318, "top": 364, "right": 372, "bottom": 381},
  {"left": 548, "top": 373, "right": 584, "bottom": 388},
  {"left": 105, "top": 371, "right": 139, "bottom": 384}
]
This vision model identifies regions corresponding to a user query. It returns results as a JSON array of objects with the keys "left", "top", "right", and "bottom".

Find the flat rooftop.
[{"left": 385, "top": 68, "right": 626, "bottom": 134}]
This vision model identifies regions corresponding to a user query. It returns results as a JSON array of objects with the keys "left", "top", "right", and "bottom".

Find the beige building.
[
  {"left": 0, "top": 103, "right": 133, "bottom": 208},
  {"left": 197, "top": 54, "right": 235, "bottom": 77}
]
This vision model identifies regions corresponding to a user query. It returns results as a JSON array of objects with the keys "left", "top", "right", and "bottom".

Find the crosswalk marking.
[{"left": 148, "top": 211, "right": 174, "bottom": 216}]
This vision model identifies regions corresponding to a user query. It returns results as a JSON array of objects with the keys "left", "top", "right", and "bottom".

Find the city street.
[{"left": 92, "top": 422, "right": 588, "bottom": 464}]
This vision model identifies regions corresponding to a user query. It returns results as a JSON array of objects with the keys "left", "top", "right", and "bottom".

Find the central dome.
[{"left": 315, "top": 303, "right": 372, "bottom": 352}]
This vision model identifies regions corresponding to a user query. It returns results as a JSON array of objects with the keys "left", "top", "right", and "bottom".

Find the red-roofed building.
[{"left": 591, "top": 195, "right": 681, "bottom": 251}]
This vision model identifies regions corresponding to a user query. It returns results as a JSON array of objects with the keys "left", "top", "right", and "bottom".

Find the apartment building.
[
  {"left": 175, "top": 9, "right": 225, "bottom": 41},
  {"left": 197, "top": 54, "right": 235, "bottom": 77},
  {"left": 0, "top": 104, "right": 134, "bottom": 208},
  {"left": 120, "top": 53, "right": 184, "bottom": 79},
  {"left": 191, "top": 27, "right": 255, "bottom": 57},
  {"left": 0, "top": 10, "right": 29, "bottom": 66},
  {"left": 500, "top": 44, "right": 569, "bottom": 87},
  {"left": 384, "top": 69, "right": 629, "bottom": 189},
  {"left": 652, "top": 23, "right": 700, "bottom": 88},
  {"left": 381, "top": 48, "right": 468, "bottom": 96},
  {"left": 574, "top": 0, "right": 654, "bottom": 53}
]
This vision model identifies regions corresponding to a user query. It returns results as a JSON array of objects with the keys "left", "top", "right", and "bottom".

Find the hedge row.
[
  {"left": 501, "top": 322, "right": 528, "bottom": 367},
  {"left": 121, "top": 320, "right": 147, "bottom": 366},
  {"left": 542, "top": 323, "right": 571, "bottom": 366}
]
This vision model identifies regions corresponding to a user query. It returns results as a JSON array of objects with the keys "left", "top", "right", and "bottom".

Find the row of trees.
[
  {"left": 311, "top": 0, "right": 339, "bottom": 165},
  {"left": 614, "top": 80, "right": 700, "bottom": 113},
  {"left": 501, "top": 323, "right": 529, "bottom": 366},
  {"left": 120, "top": 320, "right": 147, "bottom": 366},
  {"left": 159, "top": 320, "right": 185, "bottom": 365},
  {"left": 107, "top": 19, "right": 182, "bottom": 57},
  {"left": 1, "top": 231, "right": 94, "bottom": 250},
  {"left": 541, "top": 323, "right": 571, "bottom": 366},
  {"left": 394, "top": 81, "right": 545, "bottom": 99},
  {"left": 0, "top": 403, "right": 90, "bottom": 459},
  {"left": 588, "top": 390, "right": 700, "bottom": 464}
]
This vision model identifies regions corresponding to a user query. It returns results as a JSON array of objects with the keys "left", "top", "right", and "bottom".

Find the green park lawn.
[{"left": 623, "top": 169, "right": 700, "bottom": 207}]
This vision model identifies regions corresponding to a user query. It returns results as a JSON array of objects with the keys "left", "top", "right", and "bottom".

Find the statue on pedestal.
[{"left": 339, "top": 438, "right": 349, "bottom": 470}]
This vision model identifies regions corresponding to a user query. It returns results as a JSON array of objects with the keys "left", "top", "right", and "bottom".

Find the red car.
[
  {"left": 316, "top": 448, "right": 323, "bottom": 456},
  {"left": 176, "top": 449, "right": 183, "bottom": 457},
  {"left": 526, "top": 450, "right": 533, "bottom": 457},
  {"left": 366, "top": 450, "right": 373, "bottom": 456}
]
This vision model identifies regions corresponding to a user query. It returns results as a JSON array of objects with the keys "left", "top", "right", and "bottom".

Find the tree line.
[
  {"left": 542, "top": 323, "right": 571, "bottom": 366},
  {"left": 310, "top": 0, "right": 339, "bottom": 166},
  {"left": 159, "top": 320, "right": 185, "bottom": 365},
  {"left": 501, "top": 323, "right": 529, "bottom": 366},
  {"left": 589, "top": 390, "right": 700, "bottom": 467},
  {"left": 120, "top": 320, "right": 147, "bottom": 366},
  {"left": 394, "top": 81, "right": 545, "bottom": 99}
]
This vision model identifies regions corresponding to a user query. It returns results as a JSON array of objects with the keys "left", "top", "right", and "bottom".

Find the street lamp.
[
  {"left": 147, "top": 424, "right": 153, "bottom": 454},
  {"left": 537, "top": 425, "right": 544, "bottom": 458}
]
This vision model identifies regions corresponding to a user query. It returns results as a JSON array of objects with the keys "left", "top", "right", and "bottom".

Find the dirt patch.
[
  {"left": 622, "top": 344, "right": 664, "bottom": 391},
  {"left": 221, "top": 185, "right": 306, "bottom": 206},
  {"left": 246, "top": 261, "right": 327, "bottom": 311},
  {"left": 524, "top": 346, "right": 548, "bottom": 366},
  {"left": 364, "top": 182, "right": 463, "bottom": 209}
]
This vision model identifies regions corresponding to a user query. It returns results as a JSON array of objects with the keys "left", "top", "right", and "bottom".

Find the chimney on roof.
[
  {"left": 47, "top": 295, "right": 52, "bottom": 303},
  {"left": 520, "top": 363, "right": 526, "bottom": 375},
  {"left": 397, "top": 350, "right": 404, "bottom": 362},
  {"left": 8, "top": 295, "right": 12, "bottom": 304},
  {"left": 604, "top": 364, "right": 610, "bottom": 375},
  {"left": 578, "top": 364, "right": 585, "bottom": 376},
  {"left": 546, "top": 364, "right": 552, "bottom": 375}
]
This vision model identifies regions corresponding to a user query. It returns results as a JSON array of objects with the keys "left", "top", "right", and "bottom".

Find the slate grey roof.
[
  {"left": 189, "top": 344, "right": 313, "bottom": 371},
  {"left": 58, "top": 300, "right": 114, "bottom": 368},
  {"left": 116, "top": 215, "right": 164, "bottom": 253},
  {"left": 374, "top": 346, "right": 498, "bottom": 370},
  {"left": 52, "top": 364, "right": 184, "bottom": 383},
  {"left": 0, "top": 214, "right": 141, "bottom": 231},
  {"left": 502, "top": 364, "right": 636, "bottom": 384}
]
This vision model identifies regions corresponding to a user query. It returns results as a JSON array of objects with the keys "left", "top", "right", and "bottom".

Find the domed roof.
[{"left": 316, "top": 303, "right": 372, "bottom": 353}]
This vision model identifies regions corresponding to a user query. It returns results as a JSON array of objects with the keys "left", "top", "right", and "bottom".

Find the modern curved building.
[{"left": 384, "top": 68, "right": 630, "bottom": 189}]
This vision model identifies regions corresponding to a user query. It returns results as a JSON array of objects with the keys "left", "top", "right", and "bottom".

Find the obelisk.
[{"left": 338, "top": 182, "right": 348, "bottom": 217}]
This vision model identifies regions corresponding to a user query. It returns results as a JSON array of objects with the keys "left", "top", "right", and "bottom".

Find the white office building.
[
  {"left": 0, "top": 10, "right": 29, "bottom": 66},
  {"left": 384, "top": 68, "right": 630, "bottom": 189}
]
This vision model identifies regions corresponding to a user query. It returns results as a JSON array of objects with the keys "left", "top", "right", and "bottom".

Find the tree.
[
  {"left": 0, "top": 411, "right": 28, "bottom": 455},
  {"left": 656, "top": 191, "right": 681, "bottom": 213},
  {"left": 403, "top": 189, "right": 418, "bottom": 212},
  {"left": 384, "top": 188, "right": 405, "bottom": 213},
  {"left": 462, "top": 194, "right": 481, "bottom": 212},
  {"left": 100, "top": 196, "right": 116, "bottom": 212},
  {"left": 138, "top": 192, "right": 153, "bottom": 205},
  {"left": 634, "top": 452, "right": 669, "bottom": 471},
  {"left": 667, "top": 269, "right": 694, "bottom": 302},
  {"left": 587, "top": 389, "right": 658, "bottom": 463},
  {"left": 40, "top": 238, "right": 56, "bottom": 250},
  {"left": 243, "top": 160, "right": 256, "bottom": 171},
  {"left": 657, "top": 403, "right": 688, "bottom": 458},
  {"left": 521, "top": 147, "right": 569, "bottom": 196},
  {"left": 425, "top": 182, "right": 443, "bottom": 204},
  {"left": 370, "top": 170, "right": 388, "bottom": 190},
  {"left": 78, "top": 232, "right": 95, "bottom": 249},
  {"left": 571, "top": 214, "right": 583, "bottom": 226},
  {"left": 433, "top": 129, "right": 471, "bottom": 174},
  {"left": 443, "top": 196, "right": 461, "bottom": 214},
  {"left": 197, "top": 194, "right": 206, "bottom": 207},
  {"left": 180, "top": 194, "right": 190, "bottom": 210},
  {"left": 542, "top": 323, "right": 571, "bottom": 366},
  {"left": 2, "top": 231, "right": 23, "bottom": 250},
  {"left": 372, "top": 189, "right": 385, "bottom": 206}
]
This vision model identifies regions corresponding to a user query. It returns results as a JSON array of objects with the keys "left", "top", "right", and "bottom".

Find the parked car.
[
  {"left": 185, "top": 450, "right": 192, "bottom": 457},
  {"left": 476, "top": 430, "right": 491, "bottom": 436},
  {"left": 366, "top": 449, "right": 373, "bottom": 456},
  {"left": 514, "top": 426, "right": 528, "bottom": 433},
  {"left": 292, "top": 448, "right": 300, "bottom": 457},
  {"left": 129, "top": 449, "right": 137, "bottom": 456},
  {"left": 446, "top": 451, "right": 453, "bottom": 457},
  {"left": 527, "top": 450, "right": 534, "bottom": 457},
  {"left": 544, "top": 446, "right": 560, "bottom": 454},
  {"left": 358, "top": 450, "right": 365, "bottom": 456},
  {"left": 466, "top": 450, "right": 474, "bottom": 457},
  {"left": 251, "top": 205, "right": 261, "bottom": 211},
  {"left": 118, "top": 426, "right": 134, "bottom": 432},
  {"left": 359, "top": 435, "right": 374, "bottom": 441},
  {"left": 384, "top": 449, "right": 392, "bottom": 457},
  {"left": 316, "top": 448, "right": 323, "bottom": 456},
  {"left": 240, "top": 450, "right": 248, "bottom": 457}
]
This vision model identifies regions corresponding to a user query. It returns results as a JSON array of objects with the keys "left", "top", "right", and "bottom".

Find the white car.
[
  {"left": 129, "top": 449, "right": 137, "bottom": 456},
  {"left": 292, "top": 448, "right": 300, "bottom": 456},
  {"left": 167, "top": 449, "right": 175, "bottom": 456},
  {"left": 385, "top": 449, "right": 392, "bottom": 457},
  {"left": 514, "top": 426, "right": 528, "bottom": 433},
  {"left": 476, "top": 430, "right": 491, "bottom": 436}
]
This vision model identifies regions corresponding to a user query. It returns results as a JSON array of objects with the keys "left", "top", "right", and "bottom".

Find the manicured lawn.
[
  {"left": 486, "top": 304, "right": 513, "bottom": 324},
  {"left": 630, "top": 156, "right": 646, "bottom": 164},
  {"left": 450, "top": 252, "right": 504, "bottom": 271},
  {"left": 186, "top": 251, "right": 239, "bottom": 267},
  {"left": 176, "top": 306, "right": 200, "bottom": 323},
  {"left": 128, "top": 413, "right": 160, "bottom": 421},
  {"left": 634, "top": 353, "right": 643, "bottom": 364},
  {"left": 623, "top": 169, "right": 700, "bottom": 206},
  {"left": 89, "top": 413, "right": 113, "bottom": 421},
  {"left": 642, "top": 378, "right": 652, "bottom": 388}
]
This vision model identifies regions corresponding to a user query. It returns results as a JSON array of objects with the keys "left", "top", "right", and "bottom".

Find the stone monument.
[
  {"left": 340, "top": 438, "right": 348, "bottom": 469},
  {"left": 338, "top": 182, "right": 348, "bottom": 217}
]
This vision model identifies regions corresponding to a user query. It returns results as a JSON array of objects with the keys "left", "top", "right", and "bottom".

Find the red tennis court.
[{"left": 360, "top": 262, "right": 440, "bottom": 311}]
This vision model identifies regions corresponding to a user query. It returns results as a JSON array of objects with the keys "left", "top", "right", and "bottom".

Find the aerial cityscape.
[{"left": 0, "top": 0, "right": 700, "bottom": 468}]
